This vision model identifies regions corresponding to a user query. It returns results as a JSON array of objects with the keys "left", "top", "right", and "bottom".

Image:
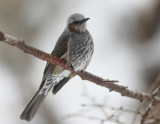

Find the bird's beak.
[{"left": 79, "top": 18, "right": 90, "bottom": 24}]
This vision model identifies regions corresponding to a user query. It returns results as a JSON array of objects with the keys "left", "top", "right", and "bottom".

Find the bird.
[{"left": 20, "top": 13, "right": 94, "bottom": 121}]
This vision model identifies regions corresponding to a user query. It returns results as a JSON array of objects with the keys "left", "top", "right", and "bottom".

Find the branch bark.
[
  {"left": 141, "top": 85, "right": 160, "bottom": 124},
  {"left": 0, "top": 31, "right": 160, "bottom": 104}
]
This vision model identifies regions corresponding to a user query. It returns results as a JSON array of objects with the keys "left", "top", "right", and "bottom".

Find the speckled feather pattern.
[{"left": 68, "top": 30, "right": 94, "bottom": 71}]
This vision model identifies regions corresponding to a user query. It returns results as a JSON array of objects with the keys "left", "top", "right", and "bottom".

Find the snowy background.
[{"left": 0, "top": 0, "right": 160, "bottom": 124}]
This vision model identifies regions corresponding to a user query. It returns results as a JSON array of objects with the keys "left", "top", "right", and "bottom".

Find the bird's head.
[{"left": 67, "top": 13, "right": 89, "bottom": 33}]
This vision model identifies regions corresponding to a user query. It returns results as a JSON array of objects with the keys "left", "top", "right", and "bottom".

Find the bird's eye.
[{"left": 73, "top": 21, "right": 79, "bottom": 24}]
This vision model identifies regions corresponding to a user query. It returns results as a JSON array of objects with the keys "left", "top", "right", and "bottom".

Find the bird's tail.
[{"left": 20, "top": 90, "right": 46, "bottom": 121}]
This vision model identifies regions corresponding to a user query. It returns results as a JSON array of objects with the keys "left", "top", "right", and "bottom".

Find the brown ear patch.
[{"left": 69, "top": 23, "right": 76, "bottom": 32}]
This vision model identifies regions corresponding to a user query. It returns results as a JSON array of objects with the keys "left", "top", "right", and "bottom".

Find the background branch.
[
  {"left": 0, "top": 31, "right": 160, "bottom": 104},
  {"left": 141, "top": 85, "right": 160, "bottom": 124}
]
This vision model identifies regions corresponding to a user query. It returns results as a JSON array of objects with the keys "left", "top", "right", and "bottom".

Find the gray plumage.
[{"left": 20, "top": 13, "right": 94, "bottom": 121}]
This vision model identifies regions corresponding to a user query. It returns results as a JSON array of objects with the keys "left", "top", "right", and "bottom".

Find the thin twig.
[{"left": 81, "top": 104, "right": 143, "bottom": 115}]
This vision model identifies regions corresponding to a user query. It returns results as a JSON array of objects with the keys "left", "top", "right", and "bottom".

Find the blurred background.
[{"left": 0, "top": 0, "right": 160, "bottom": 124}]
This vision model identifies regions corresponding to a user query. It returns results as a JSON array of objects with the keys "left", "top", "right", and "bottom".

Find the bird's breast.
[{"left": 68, "top": 32, "right": 94, "bottom": 71}]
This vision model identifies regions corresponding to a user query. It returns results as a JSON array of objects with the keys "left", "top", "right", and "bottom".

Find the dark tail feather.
[
  {"left": 52, "top": 77, "right": 69, "bottom": 94},
  {"left": 20, "top": 90, "right": 46, "bottom": 121}
]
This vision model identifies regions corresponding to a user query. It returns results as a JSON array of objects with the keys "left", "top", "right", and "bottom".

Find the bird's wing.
[
  {"left": 52, "top": 73, "right": 75, "bottom": 94},
  {"left": 39, "top": 28, "right": 70, "bottom": 89}
]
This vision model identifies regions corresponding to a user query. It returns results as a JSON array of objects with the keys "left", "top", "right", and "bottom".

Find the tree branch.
[
  {"left": 141, "top": 85, "right": 160, "bottom": 124},
  {"left": 0, "top": 31, "right": 160, "bottom": 104}
]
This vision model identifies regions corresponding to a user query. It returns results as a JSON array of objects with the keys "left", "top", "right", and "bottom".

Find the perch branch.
[
  {"left": 140, "top": 85, "right": 160, "bottom": 124},
  {"left": 0, "top": 31, "right": 160, "bottom": 104}
]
